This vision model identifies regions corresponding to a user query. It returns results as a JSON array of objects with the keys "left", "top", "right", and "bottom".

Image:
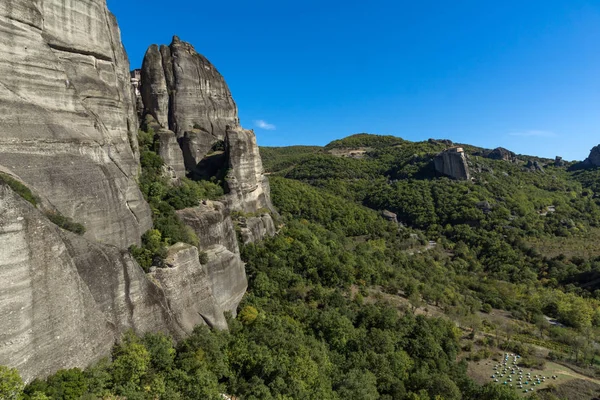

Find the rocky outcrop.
[
  {"left": 525, "top": 160, "right": 545, "bottom": 173},
  {"left": 554, "top": 156, "right": 565, "bottom": 167},
  {"left": 155, "top": 130, "right": 186, "bottom": 179},
  {"left": 0, "top": 0, "right": 152, "bottom": 248},
  {"left": 151, "top": 243, "right": 228, "bottom": 331},
  {"left": 433, "top": 148, "right": 471, "bottom": 180},
  {"left": 238, "top": 214, "right": 277, "bottom": 244},
  {"left": 584, "top": 145, "right": 600, "bottom": 167},
  {"left": 177, "top": 202, "right": 247, "bottom": 314},
  {"left": 141, "top": 37, "right": 239, "bottom": 140},
  {"left": 0, "top": 182, "right": 235, "bottom": 381},
  {"left": 140, "top": 37, "right": 277, "bottom": 242},
  {"left": 487, "top": 147, "right": 517, "bottom": 162},
  {"left": 381, "top": 210, "right": 398, "bottom": 223}
]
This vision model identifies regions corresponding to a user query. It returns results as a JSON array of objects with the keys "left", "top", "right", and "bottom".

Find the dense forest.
[{"left": 4, "top": 133, "right": 600, "bottom": 399}]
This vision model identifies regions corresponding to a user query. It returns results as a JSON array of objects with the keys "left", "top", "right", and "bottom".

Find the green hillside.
[{"left": 14, "top": 134, "right": 600, "bottom": 400}]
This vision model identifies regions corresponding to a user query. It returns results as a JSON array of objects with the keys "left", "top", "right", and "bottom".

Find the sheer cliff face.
[
  {"left": 141, "top": 37, "right": 276, "bottom": 242},
  {"left": 0, "top": 0, "right": 152, "bottom": 247},
  {"left": 433, "top": 148, "right": 471, "bottom": 181},
  {"left": 0, "top": 183, "right": 230, "bottom": 381},
  {"left": 141, "top": 37, "right": 240, "bottom": 138}
]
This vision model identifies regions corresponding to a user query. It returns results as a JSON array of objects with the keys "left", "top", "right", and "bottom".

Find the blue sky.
[{"left": 107, "top": 0, "right": 600, "bottom": 160}]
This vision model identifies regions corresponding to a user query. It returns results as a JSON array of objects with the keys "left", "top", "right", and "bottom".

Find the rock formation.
[
  {"left": 0, "top": 183, "right": 223, "bottom": 381},
  {"left": 140, "top": 37, "right": 277, "bottom": 243},
  {"left": 0, "top": 1, "right": 276, "bottom": 382},
  {"left": 584, "top": 145, "right": 600, "bottom": 167},
  {"left": 0, "top": 0, "right": 152, "bottom": 248},
  {"left": 433, "top": 147, "right": 471, "bottom": 180},
  {"left": 487, "top": 147, "right": 517, "bottom": 162},
  {"left": 382, "top": 210, "right": 398, "bottom": 223}
]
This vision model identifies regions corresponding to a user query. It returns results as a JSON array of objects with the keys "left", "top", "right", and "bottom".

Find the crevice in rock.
[{"left": 47, "top": 42, "right": 113, "bottom": 62}]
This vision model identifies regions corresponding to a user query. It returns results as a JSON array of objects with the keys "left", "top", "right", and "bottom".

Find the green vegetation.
[
  {"left": 0, "top": 173, "right": 39, "bottom": 206},
  {"left": 0, "top": 172, "right": 86, "bottom": 234},
  {"left": 44, "top": 212, "right": 86, "bottom": 235},
  {"left": 10, "top": 133, "right": 600, "bottom": 399},
  {"left": 131, "top": 129, "right": 224, "bottom": 271}
]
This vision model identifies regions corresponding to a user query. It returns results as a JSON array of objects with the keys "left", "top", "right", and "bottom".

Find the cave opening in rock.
[{"left": 183, "top": 139, "right": 230, "bottom": 187}]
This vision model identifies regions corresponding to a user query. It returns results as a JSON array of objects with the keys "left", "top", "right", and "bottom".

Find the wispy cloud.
[
  {"left": 508, "top": 130, "right": 558, "bottom": 138},
  {"left": 254, "top": 120, "right": 276, "bottom": 130}
]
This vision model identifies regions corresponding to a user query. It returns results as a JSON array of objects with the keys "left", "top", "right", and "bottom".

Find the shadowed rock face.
[
  {"left": 0, "top": 0, "right": 152, "bottom": 248},
  {"left": 585, "top": 145, "right": 600, "bottom": 167},
  {"left": 434, "top": 148, "right": 471, "bottom": 180}
]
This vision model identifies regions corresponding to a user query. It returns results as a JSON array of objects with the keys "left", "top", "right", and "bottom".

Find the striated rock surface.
[
  {"left": 155, "top": 129, "right": 186, "bottom": 179},
  {"left": 225, "top": 127, "right": 275, "bottom": 214},
  {"left": 140, "top": 37, "right": 277, "bottom": 242},
  {"left": 433, "top": 147, "right": 471, "bottom": 180},
  {"left": 151, "top": 243, "right": 228, "bottom": 331},
  {"left": 0, "top": 0, "right": 152, "bottom": 248},
  {"left": 177, "top": 202, "right": 247, "bottom": 314},
  {"left": 0, "top": 183, "right": 234, "bottom": 381},
  {"left": 141, "top": 37, "right": 239, "bottom": 139},
  {"left": 239, "top": 214, "right": 277, "bottom": 244}
]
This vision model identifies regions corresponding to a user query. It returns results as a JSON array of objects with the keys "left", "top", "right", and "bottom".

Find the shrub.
[
  {"left": 238, "top": 305, "right": 259, "bottom": 325},
  {"left": 0, "top": 173, "right": 39, "bottom": 206},
  {"left": 198, "top": 251, "right": 209, "bottom": 265},
  {"left": 0, "top": 365, "right": 24, "bottom": 400},
  {"left": 44, "top": 212, "right": 86, "bottom": 235}
]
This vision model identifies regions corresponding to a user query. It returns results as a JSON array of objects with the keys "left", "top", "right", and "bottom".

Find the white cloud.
[
  {"left": 254, "top": 120, "right": 276, "bottom": 130},
  {"left": 508, "top": 130, "right": 558, "bottom": 138}
]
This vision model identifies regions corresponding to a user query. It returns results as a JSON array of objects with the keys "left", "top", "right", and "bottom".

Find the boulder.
[
  {"left": 487, "top": 147, "right": 517, "bottom": 162},
  {"left": 554, "top": 156, "right": 565, "bottom": 167},
  {"left": 382, "top": 210, "right": 398, "bottom": 223}
]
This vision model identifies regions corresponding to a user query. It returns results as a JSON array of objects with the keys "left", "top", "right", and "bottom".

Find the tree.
[{"left": 0, "top": 366, "right": 24, "bottom": 400}]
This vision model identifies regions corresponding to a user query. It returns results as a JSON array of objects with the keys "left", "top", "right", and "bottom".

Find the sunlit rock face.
[
  {"left": 0, "top": 184, "right": 232, "bottom": 381},
  {"left": 0, "top": 0, "right": 152, "bottom": 248},
  {"left": 140, "top": 37, "right": 277, "bottom": 242}
]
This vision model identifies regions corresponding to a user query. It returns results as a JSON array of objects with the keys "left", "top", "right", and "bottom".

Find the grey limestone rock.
[
  {"left": 0, "top": 183, "right": 234, "bottom": 381},
  {"left": 224, "top": 127, "right": 275, "bottom": 214},
  {"left": 382, "top": 210, "right": 398, "bottom": 223},
  {"left": 140, "top": 37, "right": 277, "bottom": 242},
  {"left": 155, "top": 129, "right": 186, "bottom": 179},
  {"left": 433, "top": 147, "right": 471, "bottom": 180},
  {"left": 141, "top": 36, "right": 239, "bottom": 137},
  {"left": 151, "top": 243, "right": 228, "bottom": 331},
  {"left": 487, "top": 147, "right": 517, "bottom": 162},
  {"left": 238, "top": 214, "right": 276, "bottom": 244},
  {"left": 585, "top": 145, "right": 600, "bottom": 167},
  {"left": 177, "top": 202, "right": 247, "bottom": 314},
  {"left": 0, "top": 0, "right": 152, "bottom": 248}
]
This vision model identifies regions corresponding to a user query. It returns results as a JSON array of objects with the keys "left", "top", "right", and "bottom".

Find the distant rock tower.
[{"left": 433, "top": 147, "right": 471, "bottom": 180}]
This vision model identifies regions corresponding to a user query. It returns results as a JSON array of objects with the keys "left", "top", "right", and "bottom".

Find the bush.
[
  {"left": 0, "top": 365, "right": 24, "bottom": 400},
  {"left": 0, "top": 173, "right": 39, "bottom": 206},
  {"left": 198, "top": 251, "right": 209, "bottom": 265},
  {"left": 44, "top": 212, "right": 86, "bottom": 235}
]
